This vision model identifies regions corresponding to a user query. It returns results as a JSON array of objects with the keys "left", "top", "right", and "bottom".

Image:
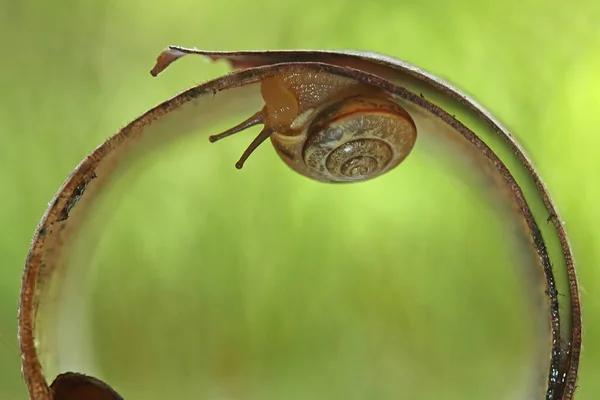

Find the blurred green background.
[{"left": 1, "top": 0, "right": 599, "bottom": 399}]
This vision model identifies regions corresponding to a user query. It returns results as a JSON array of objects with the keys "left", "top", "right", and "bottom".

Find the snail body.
[{"left": 212, "top": 72, "right": 417, "bottom": 182}]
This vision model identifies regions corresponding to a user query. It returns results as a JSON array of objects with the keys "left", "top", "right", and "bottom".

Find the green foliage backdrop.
[{"left": 1, "top": 1, "right": 598, "bottom": 399}]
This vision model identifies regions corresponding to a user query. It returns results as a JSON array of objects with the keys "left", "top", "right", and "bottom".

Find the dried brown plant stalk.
[{"left": 18, "top": 48, "right": 581, "bottom": 400}]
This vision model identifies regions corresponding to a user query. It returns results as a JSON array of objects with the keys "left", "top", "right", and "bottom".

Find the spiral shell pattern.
[{"left": 302, "top": 95, "right": 417, "bottom": 182}]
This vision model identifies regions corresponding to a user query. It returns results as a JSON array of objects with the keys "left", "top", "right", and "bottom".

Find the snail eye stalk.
[{"left": 208, "top": 110, "right": 273, "bottom": 169}]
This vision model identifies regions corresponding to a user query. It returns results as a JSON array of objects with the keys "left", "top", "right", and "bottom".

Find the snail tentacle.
[
  {"left": 208, "top": 110, "right": 263, "bottom": 143},
  {"left": 234, "top": 125, "right": 273, "bottom": 169}
]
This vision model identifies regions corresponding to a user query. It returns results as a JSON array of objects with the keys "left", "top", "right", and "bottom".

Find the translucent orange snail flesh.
[{"left": 17, "top": 46, "right": 581, "bottom": 400}]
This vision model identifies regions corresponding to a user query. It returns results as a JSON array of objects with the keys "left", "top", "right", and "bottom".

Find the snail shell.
[{"left": 210, "top": 72, "right": 417, "bottom": 182}]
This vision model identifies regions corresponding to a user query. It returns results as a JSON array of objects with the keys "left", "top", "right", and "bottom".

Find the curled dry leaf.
[{"left": 18, "top": 47, "right": 581, "bottom": 399}]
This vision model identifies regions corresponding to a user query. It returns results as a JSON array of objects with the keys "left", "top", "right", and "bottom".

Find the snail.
[
  {"left": 17, "top": 47, "right": 581, "bottom": 400},
  {"left": 206, "top": 71, "right": 417, "bottom": 182}
]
